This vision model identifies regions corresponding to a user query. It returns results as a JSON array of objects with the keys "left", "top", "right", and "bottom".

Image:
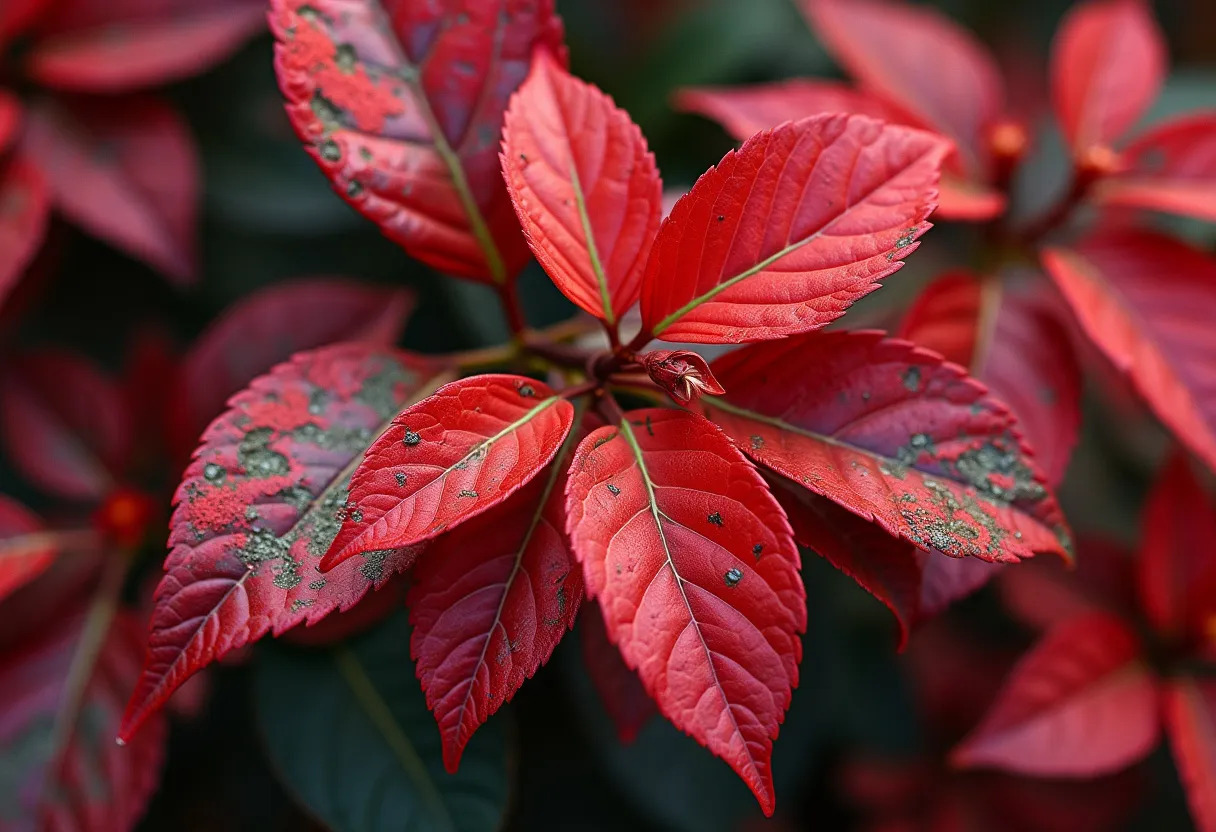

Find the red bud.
[{"left": 642, "top": 350, "right": 725, "bottom": 405}]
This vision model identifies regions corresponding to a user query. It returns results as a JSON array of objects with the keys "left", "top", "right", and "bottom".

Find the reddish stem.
[
  {"left": 497, "top": 281, "right": 528, "bottom": 336},
  {"left": 1017, "top": 165, "right": 1101, "bottom": 245},
  {"left": 596, "top": 389, "right": 626, "bottom": 425}
]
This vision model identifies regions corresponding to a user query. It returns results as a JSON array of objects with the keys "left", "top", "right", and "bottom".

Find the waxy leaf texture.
[
  {"left": 119, "top": 345, "right": 448, "bottom": 740},
  {"left": 1, "top": 609, "right": 167, "bottom": 832},
  {"left": 256, "top": 613, "right": 510, "bottom": 832},
  {"left": 171, "top": 277, "right": 414, "bottom": 456},
  {"left": 0, "top": 496, "right": 56, "bottom": 603},
  {"left": 502, "top": 49, "right": 661, "bottom": 323},
  {"left": 1093, "top": 113, "right": 1216, "bottom": 222},
  {"left": 322, "top": 374, "right": 575, "bottom": 570},
  {"left": 952, "top": 613, "right": 1159, "bottom": 776},
  {"left": 799, "top": 0, "right": 1004, "bottom": 180},
  {"left": 900, "top": 272, "right": 1081, "bottom": 486},
  {"left": 0, "top": 157, "right": 49, "bottom": 312},
  {"left": 23, "top": 97, "right": 199, "bottom": 285},
  {"left": 1051, "top": 0, "right": 1165, "bottom": 157},
  {"left": 566, "top": 408, "right": 805, "bottom": 815},
  {"left": 0, "top": 350, "right": 131, "bottom": 501},
  {"left": 1162, "top": 678, "right": 1216, "bottom": 832},
  {"left": 408, "top": 424, "right": 584, "bottom": 772},
  {"left": 24, "top": 0, "right": 265, "bottom": 92},
  {"left": 1042, "top": 231, "right": 1216, "bottom": 473},
  {"left": 271, "top": 0, "right": 565, "bottom": 283},
  {"left": 640, "top": 114, "right": 948, "bottom": 343},
  {"left": 701, "top": 331, "right": 1071, "bottom": 564}
]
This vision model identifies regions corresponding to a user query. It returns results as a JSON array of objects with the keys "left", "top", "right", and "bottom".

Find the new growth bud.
[{"left": 643, "top": 350, "right": 725, "bottom": 405}]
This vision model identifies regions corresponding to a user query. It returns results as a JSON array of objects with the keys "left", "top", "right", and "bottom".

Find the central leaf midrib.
[{"left": 567, "top": 155, "right": 615, "bottom": 324}]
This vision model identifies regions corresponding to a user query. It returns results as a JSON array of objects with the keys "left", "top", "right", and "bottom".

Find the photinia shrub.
[{"left": 1, "top": 0, "right": 1214, "bottom": 829}]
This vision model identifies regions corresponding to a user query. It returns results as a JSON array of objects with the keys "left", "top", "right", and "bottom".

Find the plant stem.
[
  {"left": 497, "top": 281, "right": 528, "bottom": 337},
  {"left": 450, "top": 317, "right": 599, "bottom": 372},
  {"left": 596, "top": 389, "right": 626, "bottom": 425},
  {"left": 1017, "top": 167, "right": 1098, "bottom": 245}
]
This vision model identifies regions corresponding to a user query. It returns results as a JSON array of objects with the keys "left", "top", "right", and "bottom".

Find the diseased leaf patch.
[
  {"left": 700, "top": 330, "right": 1071, "bottom": 565},
  {"left": 120, "top": 344, "right": 450, "bottom": 740}
]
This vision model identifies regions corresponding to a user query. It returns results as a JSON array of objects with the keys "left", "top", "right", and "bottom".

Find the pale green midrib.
[
  {"left": 567, "top": 158, "right": 615, "bottom": 324},
  {"left": 651, "top": 143, "right": 941, "bottom": 336},
  {"left": 335, "top": 646, "right": 457, "bottom": 832},
  {"left": 453, "top": 401, "right": 585, "bottom": 718},
  {"left": 366, "top": 2, "right": 508, "bottom": 283}
]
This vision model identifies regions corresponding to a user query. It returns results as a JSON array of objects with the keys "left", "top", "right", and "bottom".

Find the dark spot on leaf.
[
  {"left": 724, "top": 568, "right": 743, "bottom": 587},
  {"left": 902, "top": 366, "right": 922, "bottom": 392},
  {"left": 395, "top": 472, "right": 407, "bottom": 487},
  {"left": 753, "top": 543, "right": 763, "bottom": 558},
  {"left": 346, "top": 180, "right": 364, "bottom": 198},
  {"left": 750, "top": 435, "right": 764, "bottom": 450},
  {"left": 518, "top": 384, "right": 535, "bottom": 397},
  {"left": 335, "top": 43, "right": 357, "bottom": 73},
  {"left": 319, "top": 140, "right": 341, "bottom": 162},
  {"left": 308, "top": 579, "right": 327, "bottom": 591},
  {"left": 203, "top": 463, "right": 225, "bottom": 483},
  {"left": 238, "top": 428, "right": 290, "bottom": 478},
  {"left": 592, "top": 431, "right": 618, "bottom": 450},
  {"left": 459, "top": 489, "right": 478, "bottom": 498},
  {"left": 361, "top": 550, "right": 389, "bottom": 582},
  {"left": 707, "top": 512, "right": 724, "bottom": 527},
  {"left": 717, "top": 215, "right": 725, "bottom": 222},
  {"left": 350, "top": 509, "right": 364, "bottom": 523},
  {"left": 402, "top": 429, "right": 421, "bottom": 446},
  {"left": 519, "top": 152, "right": 527, "bottom": 162},
  {"left": 606, "top": 484, "right": 620, "bottom": 496}
]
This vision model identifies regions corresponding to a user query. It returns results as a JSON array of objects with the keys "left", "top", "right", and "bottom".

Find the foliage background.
[{"left": 3, "top": 0, "right": 1214, "bottom": 829}]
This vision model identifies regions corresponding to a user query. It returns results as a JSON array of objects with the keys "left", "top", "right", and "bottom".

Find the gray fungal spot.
[
  {"left": 308, "top": 579, "right": 327, "bottom": 591},
  {"left": 606, "top": 484, "right": 621, "bottom": 496},
  {"left": 459, "top": 489, "right": 478, "bottom": 498},
  {"left": 902, "top": 366, "right": 922, "bottom": 392},
  {"left": 319, "top": 139, "right": 341, "bottom": 162},
  {"left": 361, "top": 550, "right": 389, "bottom": 582},
  {"left": 402, "top": 429, "right": 421, "bottom": 446},
  {"left": 752, "top": 544, "right": 763, "bottom": 558},
  {"left": 203, "top": 463, "right": 225, "bottom": 483},
  {"left": 707, "top": 512, "right": 724, "bottom": 527},
  {"left": 238, "top": 428, "right": 290, "bottom": 478},
  {"left": 724, "top": 568, "right": 743, "bottom": 587},
  {"left": 395, "top": 472, "right": 407, "bottom": 487}
]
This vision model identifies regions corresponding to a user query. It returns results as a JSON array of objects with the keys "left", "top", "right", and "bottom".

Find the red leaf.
[
  {"left": 321, "top": 374, "right": 576, "bottom": 570},
  {"left": 0, "top": 0, "right": 52, "bottom": 47},
  {"left": 0, "top": 495, "right": 57, "bottom": 602},
  {"left": 0, "top": 90, "right": 19, "bottom": 154},
  {"left": 0, "top": 155, "right": 50, "bottom": 312},
  {"left": 677, "top": 81, "right": 1004, "bottom": 223},
  {"left": 409, "top": 424, "right": 584, "bottom": 771},
  {"left": 171, "top": 276, "right": 414, "bottom": 456},
  {"left": 1000, "top": 538, "right": 1137, "bottom": 632},
  {"left": 1041, "top": 230, "right": 1216, "bottom": 472},
  {"left": 0, "top": 349, "right": 132, "bottom": 501},
  {"left": 1, "top": 608, "right": 167, "bottom": 831},
  {"left": 270, "top": 0, "right": 565, "bottom": 283},
  {"left": 565, "top": 408, "right": 805, "bottom": 815},
  {"left": 1050, "top": 0, "right": 1165, "bottom": 158},
  {"left": 798, "top": 0, "right": 1004, "bottom": 178},
  {"left": 23, "top": 96, "right": 198, "bottom": 284},
  {"left": 701, "top": 330, "right": 1071, "bottom": 565},
  {"left": 119, "top": 345, "right": 448, "bottom": 740},
  {"left": 918, "top": 548, "right": 1003, "bottom": 620},
  {"left": 502, "top": 49, "right": 661, "bottom": 323},
  {"left": 1137, "top": 454, "right": 1216, "bottom": 650},
  {"left": 639, "top": 114, "right": 948, "bottom": 343},
  {"left": 1162, "top": 676, "right": 1216, "bottom": 832},
  {"left": 899, "top": 272, "right": 1082, "bottom": 486},
  {"left": 579, "top": 603, "right": 656, "bottom": 744},
  {"left": 951, "top": 612, "right": 1159, "bottom": 776},
  {"left": 25, "top": 0, "right": 264, "bottom": 92},
  {"left": 1093, "top": 112, "right": 1216, "bottom": 222}
]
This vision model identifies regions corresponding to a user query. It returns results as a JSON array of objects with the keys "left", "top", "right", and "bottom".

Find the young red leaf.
[
  {"left": 1, "top": 608, "right": 167, "bottom": 831},
  {"left": 639, "top": 114, "right": 948, "bottom": 343},
  {"left": 642, "top": 349, "right": 725, "bottom": 405},
  {"left": 677, "top": 82, "right": 1005, "bottom": 223},
  {"left": 0, "top": 350, "right": 132, "bottom": 501},
  {"left": 1162, "top": 677, "right": 1216, "bottom": 832},
  {"left": 700, "top": 330, "right": 1071, "bottom": 565},
  {"left": 1137, "top": 455, "right": 1216, "bottom": 650},
  {"left": 502, "top": 49, "right": 661, "bottom": 323},
  {"left": 322, "top": 374, "right": 576, "bottom": 570},
  {"left": 1092, "top": 113, "right": 1216, "bottom": 222},
  {"left": 409, "top": 423, "right": 584, "bottom": 771},
  {"left": 1042, "top": 230, "right": 1216, "bottom": 472},
  {"left": 171, "top": 277, "right": 414, "bottom": 456},
  {"left": 899, "top": 272, "right": 1081, "bottom": 486},
  {"left": 799, "top": 0, "right": 1004, "bottom": 177},
  {"left": 24, "top": 0, "right": 264, "bottom": 92},
  {"left": 0, "top": 495, "right": 57, "bottom": 602},
  {"left": 1050, "top": 0, "right": 1166, "bottom": 159},
  {"left": 0, "top": 156, "right": 50, "bottom": 311},
  {"left": 951, "top": 612, "right": 1159, "bottom": 776},
  {"left": 579, "top": 603, "right": 656, "bottom": 744},
  {"left": 1000, "top": 538, "right": 1137, "bottom": 633},
  {"left": 270, "top": 0, "right": 565, "bottom": 283},
  {"left": 565, "top": 408, "right": 805, "bottom": 816},
  {"left": 918, "top": 548, "right": 1003, "bottom": 620},
  {"left": 23, "top": 96, "right": 198, "bottom": 285},
  {"left": 119, "top": 345, "right": 448, "bottom": 741}
]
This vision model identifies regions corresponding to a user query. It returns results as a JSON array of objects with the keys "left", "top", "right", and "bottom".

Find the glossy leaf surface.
[
  {"left": 408, "top": 428, "right": 584, "bottom": 772},
  {"left": 952, "top": 613, "right": 1159, "bottom": 776},
  {"left": 1, "top": 608, "right": 167, "bottom": 832},
  {"left": 270, "top": 0, "right": 565, "bottom": 282},
  {"left": 1042, "top": 230, "right": 1216, "bottom": 472},
  {"left": 1050, "top": 0, "right": 1166, "bottom": 156},
  {"left": 899, "top": 272, "right": 1081, "bottom": 486},
  {"left": 0, "top": 496, "right": 56, "bottom": 602},
  {"left": 566, "top": 408, "right": 805, "bottom": 815},
  {"left": 119, "top": 345, "right": 447, "bottom": 740},
  {"left": 25, "top": 0, "right": 265, "bottom": 92},
  {"left": 640, "top": 114, "right": 948, "bottom": 343},
  {"left": 1162, "top": 677, "right": 1216, "bottom": 832},
  {"left": 256, "top": 613, "right": 509, "bottom": 832},
  {"left": 701, "top": 330, "right": 1071, "bottom": 564},
  {"left": 1093, "top": 112, "right": 1216, "bottom": 221},
  {"left": 0, "top": 350, "right": 131, "bottom": 501},
  {"left": 171, "top": 277, "right": 414, "bottom": 455},
  {"left": 322, "top": 374, "right": 575, "bottom": 570},
  {"left": 23, "top": 97, "right": 198, "bottom": 285},
  {"left": 502, "top": 49, "right": 661, "bottom": 323},
  {"left": 0, "top": 157, "right": 50, "bottom": 311}
]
